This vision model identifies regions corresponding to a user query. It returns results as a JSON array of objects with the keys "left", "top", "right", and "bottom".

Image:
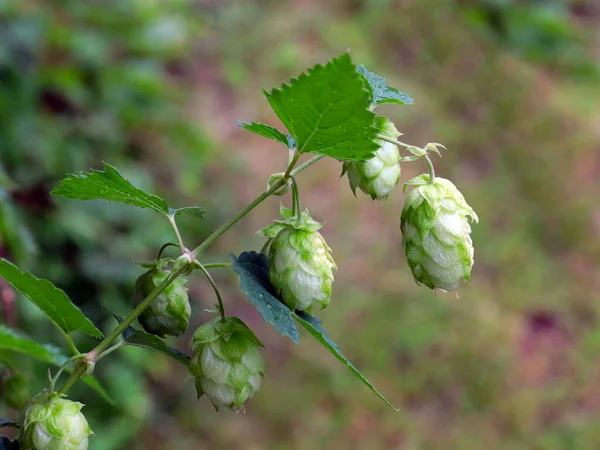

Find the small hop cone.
[
  {"left": 189, "top": 317, "right": 265, "bottom": 411},
  {"left": 401, "top": 175, "right": 478, "bottom": 291},
  {"left": 1, "top": 373, "right": 31, "bottom": 410},
  {"left": 343, "top": 117, "right": 401, "bottom": 201},
  {"left": 20, "top": 394, "right": 92, "bottom": 450},
  {"left": 259, "top": 206, "right": 337, "bottom": 312},
  {"left": 135, "top": 269, "right": 191, "bottom": 337}
]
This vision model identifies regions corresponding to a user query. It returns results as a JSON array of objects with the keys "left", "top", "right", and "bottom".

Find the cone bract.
[
  {"left": 189, "top": 317, "right": 265, "bottom": 411},
  {"left": 401, "top": 175, "right": 478, "bottom": 291},
  {"left": 136, "top": 269, "right": 191, "bottom": 337},
  {"left": 20, "top": 394, "right": 92, "bottom": 450},
  {"left": 1, "top": 373, "right": 30, "bottom": 410},
  {"left": 259, "top": 206, "right": 336, "bottom": 312},
  {"left": 344, "top": 117, "right": 401, "bottom": 200}
]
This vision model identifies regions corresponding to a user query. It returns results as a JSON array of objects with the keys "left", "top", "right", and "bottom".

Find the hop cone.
[
  {"left": 1, "top": 373, "right": 30, "bottom": 410},
  {"left": 401, "top": 175, "right": 478, "bottom": 291},
  {"left": 190, "top": 316, "right": 264, "bottom": 411},
  {"left": 343, "top": 117, "right": 401, "bottom": 200},
  {"left": 20, "top": 394, "right": 92, "bottom": 450},
  {"left": 135, "top": 269, "right": 191, "bottom": 337},
  {"left": 259, "top": 206, "right": 336, "bottom": 312}
]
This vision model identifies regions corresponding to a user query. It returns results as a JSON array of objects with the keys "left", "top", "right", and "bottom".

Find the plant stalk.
[
  {"left": 191, "top": 155, "right": 324, "bottom": 256},
  {"left": 424, "top": 154, "right": 436, "bottom": 182},
  {"left": 58, "top": 265, "right": 188, "bottom": 395}
]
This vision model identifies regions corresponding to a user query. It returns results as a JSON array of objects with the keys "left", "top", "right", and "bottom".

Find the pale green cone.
[
  {"left": 343, "top": 117, "right": 401, "bottom": 200},
  {"left": 401, "top": 175, "right": 478, "bottom": 291},
  {"left": 259, "top": 206, "right": 336, "bottom": 312},
  {"left": 20, "top": 394, "right": 92, "bottom": 450},
  {"left": 189, "top": 316, "right": 265, "bottom": 411},
  {"left": 135, "top": 269, "right": 191, "bottom": 337}
]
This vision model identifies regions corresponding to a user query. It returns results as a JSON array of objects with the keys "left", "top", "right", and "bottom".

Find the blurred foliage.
[{"left": 1, "top": 0, "right": 600, "bottom": 449}]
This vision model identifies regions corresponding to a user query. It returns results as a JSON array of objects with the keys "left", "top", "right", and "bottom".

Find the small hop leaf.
[{"left": 357, "top": 64, "right": 414, "bottom": 108}]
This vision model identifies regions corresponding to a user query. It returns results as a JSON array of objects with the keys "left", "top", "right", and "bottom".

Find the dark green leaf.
[
  {"left": 170, "top": 206, "right": 205, "bottom": 218},
  {"left": 51, "top": 163, "right": 169, "bottom": 215},
  {"left": 293, "top": 311, "right": 400, "bottom": 411},
  {"left": 264, "top": 53, "right": 379, "bottom": 161},
  {"left": 124, "top": 329, "right": 190, "bottom": 366},
  {"left": 229, "top": 252, "right": 300, "bottom": 343},
  {"left": 0, "top": 259, "right": 103, "bottom": 338},
  {"left": 0, "top": 419, "right": 19, "bottom": 429},
  {"left": 357, "top": 65, "right": 414, "bottom": 108},
  {"left": 0, "top": 326, "right": 111, "bottom": 404},
  {"left": 237, "top": 121, "right": 290, "bottom": 148}
]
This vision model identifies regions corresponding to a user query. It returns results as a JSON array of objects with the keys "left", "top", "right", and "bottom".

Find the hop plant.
[
  {"left": 20, "top": 394, "right": 92, "bottom": 450},
  {"left": 259, "top": 206, "right": 336, "bottom": 312},
  {"left": 343, "top": 117, "right": 401, "bottom": 200},
  {"left": 401, "top": 175, "right": 479, "bottom": 291},
  {"left": 135, "top": 268, "right": 191, "bottom": 337},
  {"left": 189, "top": 316, "right": 265, "bottom": 411},
  {"left": 1, "top": 373, "right": 31, "bottom": 410}
]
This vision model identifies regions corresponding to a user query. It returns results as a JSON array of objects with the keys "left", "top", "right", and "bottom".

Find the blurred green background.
[{"left": 1, "top": 0, "right": 600, "bottom": 448}]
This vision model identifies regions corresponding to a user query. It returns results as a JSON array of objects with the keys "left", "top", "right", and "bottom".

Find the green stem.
[
  {"left": 376, "top": 134, "right": 411, "bottom": 148},
  {"left": 58, "top": 265, "right": 188, "bottom": 396},
  {"left": 424, "top": 154, "right": 436, "bottom": 182},
  {"left": 64, "top": 333, "right": 80, "bottom": 356},
  {"left": 191, "top": 155, "right": 324, "bottom": 257},
  {"left": 156, "top": 242, "right": 179, "bottom": 261},
  {"left": 50, "top": 354, "right": 86, "bottom": 392},
  {"left": 290, "top": 176, "right": 301, "bottom": 219},
  {"left": 203, "top": 262, "right": 232, "bottom": 269},
  {"left": 168, "top": 215, "right": 187, "bottom": 253},
  {"left": 196, "top": 263, "right": 226, "bottom": 320},
  {"left": 95, "top": 341, "right": 125, "bottom": 362}
]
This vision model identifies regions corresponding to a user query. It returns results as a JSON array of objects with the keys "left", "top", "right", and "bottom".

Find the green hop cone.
[
  {"left": 189, "top": 316, "right": 265, "bottom": 411},
  {"left": 135, "top": 268, "right": 191, "bottom": 337},
  {"left": 1, "top": 373, "right": 31, "bottom": 410},
  {"left": 401, "top": 175, "right": 479, "bottom": 291},
  {"left": 259, "top": 206, "right": 336, "bottom": 312},
  {"left": 343, "top": 117, "right": 401, "bottom": 200},
  {"left": 20, "top": 394, "right": 92, "bottom": 450}
]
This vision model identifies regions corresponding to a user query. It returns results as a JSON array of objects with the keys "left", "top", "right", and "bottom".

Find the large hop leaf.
[{"left": 401, "top": 176, "right": 478, "bottom": 291}]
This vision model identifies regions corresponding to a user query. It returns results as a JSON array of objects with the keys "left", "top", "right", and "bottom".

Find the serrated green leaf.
[
  {"left": 293, "top": 311, "right": 400, "bottom": 411},
  {"left": 237, "top": 121, "right": 290, "bottom": 148},
  {"left": 51, "top": 163, "right": 169, "bottom": 215},
  {"left": 0, "top": 259, "right": 103, "bottom": 339},
  {"left": 357, "top": 65, "right": 413, "bottom": 108},
  {"left": 0, "top": 326, "right": 111, "bottom": 404},
  {"left": 0, "top": 419, "right": 19, "bottom": 429},
  {"left": 124, "top": 330, "right": 190, "bottom": 366},
  {"left": 170, "top": 206, "right": 205, "bottom": 218},
  {"left": 229, "top": 251, "right": 300, "bottom": 343},
  {"left": 265, "top": 53, "right": 379, "bottom": 161}
]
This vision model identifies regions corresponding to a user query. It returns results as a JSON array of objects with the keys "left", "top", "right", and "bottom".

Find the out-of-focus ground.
[{"left": 1, "top": 1, "right": 600, "bottom": 449}]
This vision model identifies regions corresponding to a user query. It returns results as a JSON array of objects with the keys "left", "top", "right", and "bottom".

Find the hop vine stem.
[
  {"left": 424, "top": 154, "right": 436, "bottom": 182},
  {"left": 57, "top": 155, "right": 325, "bottom": 397},
  {"left": 57, "top": 265, "right": 188, "bottom": 396},
  {"left": 191, "top": 154, "right": 324, "bottom": 257}
]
